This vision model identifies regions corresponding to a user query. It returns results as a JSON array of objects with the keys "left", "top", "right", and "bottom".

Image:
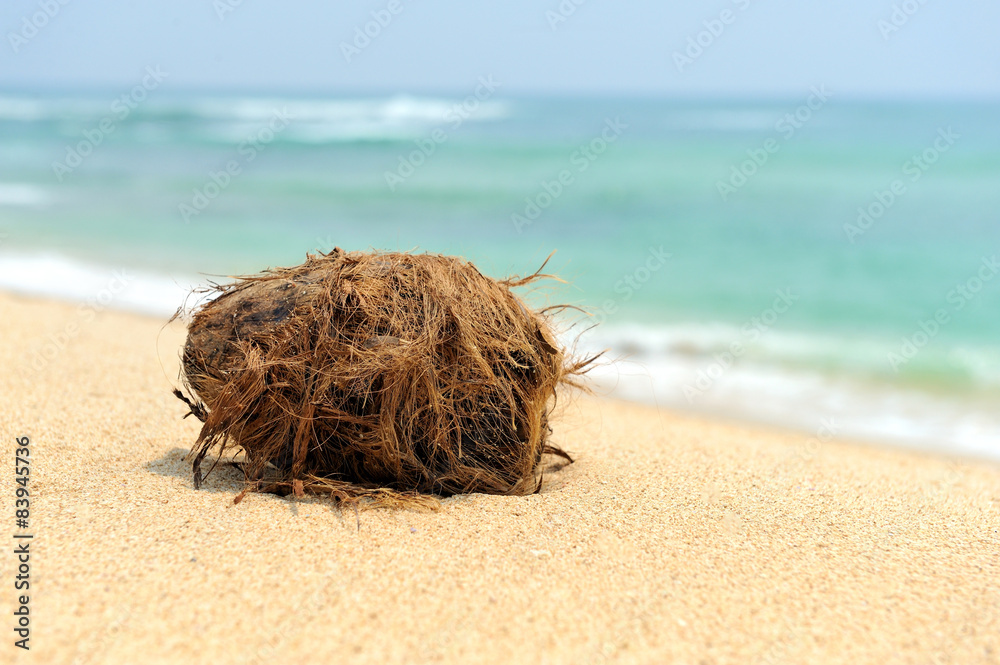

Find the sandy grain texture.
[{"left": 1, "top": 292, "right": 998, "bottom": 665}]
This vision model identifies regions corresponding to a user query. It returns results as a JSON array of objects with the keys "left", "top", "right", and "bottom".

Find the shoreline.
[
  {"left": 586, "top": 386, "right": 1000, "bottom": 471},
  {"left": 7, "top": 285, "right": 1000, "bottom": 467}
]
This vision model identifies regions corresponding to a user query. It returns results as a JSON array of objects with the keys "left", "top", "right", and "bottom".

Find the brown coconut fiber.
[{"left": 173, "top": 248, "right": 593, "bottom": 506}]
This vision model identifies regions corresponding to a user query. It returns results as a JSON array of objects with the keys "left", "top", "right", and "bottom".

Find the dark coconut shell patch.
[{"left": 172, "top": 249, "right": 594, "bottom": 506}]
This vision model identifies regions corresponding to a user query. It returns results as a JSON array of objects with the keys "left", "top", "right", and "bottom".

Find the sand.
[{"left": 1, "top": 291, "right": 998, "bottom": 665}]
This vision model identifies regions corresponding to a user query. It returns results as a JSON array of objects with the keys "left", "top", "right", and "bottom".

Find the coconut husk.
[{"left": 172, "top": 248, "right": 593, "bottom": 506}]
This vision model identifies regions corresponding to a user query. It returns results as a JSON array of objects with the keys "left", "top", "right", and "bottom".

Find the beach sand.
[{"left": 1, "top": 291, "right": 998, "bottom": 665}]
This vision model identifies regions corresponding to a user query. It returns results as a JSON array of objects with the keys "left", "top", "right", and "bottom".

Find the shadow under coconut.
[
  {"left": 146, "top": 447, "right": 245, "bottom": 495},
  {"left": 145, "top": 445, "right": 576, "bottom": 515},
  {"left": 148, "top": 450, "right": 386, "bottom": 534}
]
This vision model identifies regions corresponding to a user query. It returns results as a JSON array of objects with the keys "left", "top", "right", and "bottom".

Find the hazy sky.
[{"left": 1, "top": 0, "right": 998, "bottom": 98}]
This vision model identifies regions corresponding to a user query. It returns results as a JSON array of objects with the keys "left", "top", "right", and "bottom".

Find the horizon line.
[{"left": 1, "top": 84, "right": 999, "bottom": 105}]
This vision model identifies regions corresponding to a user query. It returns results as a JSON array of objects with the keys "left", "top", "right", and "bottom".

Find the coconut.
[{"left": 173, "top": 248, "right": 592, "bottom": 504}]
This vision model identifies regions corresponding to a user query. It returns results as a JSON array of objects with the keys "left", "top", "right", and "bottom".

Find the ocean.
[{"left": 1, "top": 89, "right": 998, "bottom": 459}]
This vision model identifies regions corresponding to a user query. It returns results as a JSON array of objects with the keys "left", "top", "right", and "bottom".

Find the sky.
[{"left": 1, "top": 0, "right": 998, "bottom": 98}]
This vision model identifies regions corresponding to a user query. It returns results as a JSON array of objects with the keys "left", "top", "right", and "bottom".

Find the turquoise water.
[{"left": 1, "top": 91, "right": 998, "bottom": 456}]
